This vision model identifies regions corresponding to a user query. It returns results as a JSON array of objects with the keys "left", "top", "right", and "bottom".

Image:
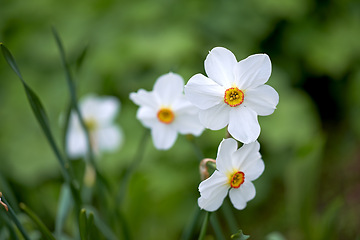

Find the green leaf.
[
  {"left": 1, "top": 194, "right": 31, "bottom": 240},
  {"left": 19, "top": 203, "right": 56, "bottom": 240},
  {"left": 231, "top": 230, "right": 250, "bottom": 240},
  {"left": 79, "top": 209, "right": 88, "bottom": 240},
  {"left": 1, "top": 43, "right": 69, "bottom": 182},
  {"left": 55, "top": 184, "right": 73, "bottom": 238}
]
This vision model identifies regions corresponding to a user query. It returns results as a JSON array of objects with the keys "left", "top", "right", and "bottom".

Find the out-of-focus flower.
[
  {"left": 184, "top": 47, "right": 279, "bottom": 144},
  {"left": 198, "top": 138, "right": 264, "bottom": 212},
  {"left": 66, "top": 94, "right": 123, "bottom": 158},
  {"left": 130, "top": 72, "right": 204, "bottom": 150}
]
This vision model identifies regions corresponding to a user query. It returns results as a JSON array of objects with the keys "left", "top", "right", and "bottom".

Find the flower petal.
[
  {"left": 130, "top": 89, "right": 160, "bottom": 109},
  {"left": 173, "top": 112, "right": 204, "bottom": 136},
  {"left": 216, "top": 138, "right": 238, "bottom": 174},
  {"left": 235, "top": 54, "right": 271, "bottom": 89},
  {"left": 199, "top": 103, "right": 229, "bottom": 130},
  {"left": 136, "top": 106, "right": 158, "bottom": 128},
  {"left": 244, "top": 85, "right": 279, "bottom": 116},
  {"left": 204, "top": 47, "right": 237, "bottom": 86},
  {"left": 198, "top": 171, "right": 229, "bottom": 211},
  {"left": 81, "top": 95, "right": 120, "bottom": 124},
  {"left": 243, "top": 158, "right": 265, "bottom": 181},
  {"left": 96, "top": 126, "right": 123, "bottom": 152},
  {"left": 229, "top": 181, "right": 256, "bottom": 210},
  {"left": 228, "top": 107, "right": 260, "bottom": 144},
  {"left": 66, "top": 115, "right": 87, "bottom": 158},
  {"left": 184, "top": 73, "right": 224, "bottom": 109},
  {"left": 151, "top": 122, "right": 178, "bottom": 150},
  {"left": 232, "top": 141, "right": 261, "bottom": 171},
  {"left": 153, "top": 72, "right": 184, "bottom": 105}
]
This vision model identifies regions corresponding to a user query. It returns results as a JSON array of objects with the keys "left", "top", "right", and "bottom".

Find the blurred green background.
[{"left": 1, "top": 0, "right": 360, "bottom": 239}]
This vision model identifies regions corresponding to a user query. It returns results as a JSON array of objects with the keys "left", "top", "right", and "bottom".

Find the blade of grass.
[
  {"left": 55, "top": 184, "right": 73, "bottom": 238},
  {"left": 19, "top": 203, "right": 56, "bottom": 240},
  {"left": 1, "top": 194, "right": 30, "bottom": 240},
  {"left": 52, "top": 28, "right": 112, "bottom": 195},
  {"left": 0, "top": 43, "right": 82, "bottom": 209},
  {"left": 79, "top": 209, "right": 88, "bottom": 240},
  {"left": 198, "top": 211, "right": 210, "bottom": 240}
]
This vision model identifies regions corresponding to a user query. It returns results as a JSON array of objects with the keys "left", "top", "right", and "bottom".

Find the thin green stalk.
[
  {"left": 186, "top": 135, "right": 204, "bottom": 161},
  {"left": 117, "top": 129, "right": 150, "bottom": 205},
  {"left": 210, "top": 212, "right": 225, "bottom": 240},
  {"left": 52, "top": 27, "right": 97, "bottom": 169},
  {"left": 221, "top": 199, "right": 238, "bottom": 233},
  {"left": 1, "top": 43, "right": 81, "bottom": 208},
  {"left": 19, "top": 203, "right": 56, "bottom": 240},
  {"left": 198, "top": 211, "right": 210, "bottom": 240},
  {"left": 181, "top": 206, "right": 201, "bottom": 240},
  {"left": 1, "top": 195, "right": 30, "bottom": 240}
]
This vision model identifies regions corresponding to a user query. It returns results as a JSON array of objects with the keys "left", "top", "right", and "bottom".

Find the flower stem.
[
  {"left": 198, "top": 211, "right": 210, "bottom": 240},
  {"left": 1, "top": 194, "right": 31, "bottom": 240},
  {"left": 181, "top": 205, "right": 201, "bottom": 240},
  {"left": 186, "top": 135, "right": 204, "bottom": 161},
  {"left": 117, "top": 129, "right": 150, "bottom": 205}
]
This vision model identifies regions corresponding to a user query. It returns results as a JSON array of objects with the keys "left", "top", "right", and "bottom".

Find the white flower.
[
  {"left": 130, "top": 72, "right": 204, "bottom": 150},
  {"left": 184, "top": 47, "right": 279, "bottom": 144},
  {"left": 66, "top": 94, "right": 123, "bottom": 158},
  {"left": 198, "top": 138, "right": 264, "bottom": 212}
]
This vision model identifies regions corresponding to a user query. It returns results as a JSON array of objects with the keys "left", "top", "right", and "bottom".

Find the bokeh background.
[{"left": 1, "top": 0, "right": 360, "bottom": 239}]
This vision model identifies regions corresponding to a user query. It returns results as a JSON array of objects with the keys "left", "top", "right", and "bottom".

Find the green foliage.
[{"left": 1, "top": 0, "right": 360, "bottom": 239}]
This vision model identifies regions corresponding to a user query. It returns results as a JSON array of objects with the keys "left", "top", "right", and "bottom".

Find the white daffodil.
[
  {"left": 66, "top": 94, "right": 123, "bottom": 158},
  {"left": 184, "top": 47, "right": 279, "bottom": 144},
  {"left": 198, "top": 138, "right": 264, "bottom": 212},
  {"left": 130, "top": 72, "right": 204, "bottom": 150}
]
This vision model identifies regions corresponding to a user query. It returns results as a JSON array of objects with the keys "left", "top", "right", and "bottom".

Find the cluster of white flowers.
[
  {"left": 130, "top": 46, "right": 279, "bottom": 212},
  {"left": 67, "top": 46, "right": 278, "bottom": 213}
]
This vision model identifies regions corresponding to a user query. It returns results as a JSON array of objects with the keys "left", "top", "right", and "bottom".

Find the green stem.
[
  {"left": 198, "top": 211, "right": 210, "bottom": 240},
  {"left": 181, "top": 205, "right": 201, "bottom": 240},
  {"left": 1, "top": 195, "right": 31, "bottom": 240},
  {"left": 117, "top": 129, "right": 150, "bottom": 205},
  {"left": 210, "top": 212, "right": 225, "bottom": 240},
  {"left": 186, "top": 135, "right": 204, "bottom": 161}
]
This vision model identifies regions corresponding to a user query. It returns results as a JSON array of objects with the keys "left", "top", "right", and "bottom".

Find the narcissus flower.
[
  {"left": 184, "top": 47, "right": 279, "bottom": 144},
  {"left": 198, "top": 138, "right": 264, "bottom": 212},
  {"left": 130, "top": 72, "right": 204, "bottom": 150},
  {"left": 66, "top": 94, "right": 123, "bottom": 158}
]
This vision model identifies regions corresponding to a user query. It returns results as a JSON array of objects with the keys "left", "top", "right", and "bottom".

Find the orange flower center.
[
  {"left": 224, "top": 87, "right": 244, "bottom": 107},
  {"left": 157, "top": 108, "right": 175, "bottom": 124},
  {"left": 229, "top": 171, "right": 245, "bottom": 188}
]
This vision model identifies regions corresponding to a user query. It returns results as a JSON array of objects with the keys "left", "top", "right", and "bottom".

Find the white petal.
[
  {"left": 204, "top": 47, "right": 237, "bottom": 86},
  {"left": 232, "top": 141, "right": 261, "bottom": 171},
  {"left": 136, "top": 107, "right": 158, "bottom": 128},
  {"left": 96, "top": 126, "right": 123, "bottom": 152},
  {"left": 151, "top": 122, "right": 178, "bottom": 150},
  {"left": 229, "top": 181, "right": 256, "bottom": 210},
  {"left": 81, "top": 95, "right": 120, "bottom": 124},
  {"left": 216, "top": 138, "right": 238, "bottom": 174},
  {"left": 184, "top": 74, "right": 224, "bottom": 109},
  {"left": 173, "top": 112, "right": 204, "bottom": 136},
  {"left": 172, "top": 95, "right": 199, "bottom": 114},
  {"left": 130, "top": 89, "right": 160, "bottom": 109},
  {"left": 66, "top": 127, "right": 87, "bottom": 158},
  {"left": 228, "top": 107, "right": 260, "bottom": 144},
  {"left": 234, "top": 54, "right": 271, "bottom": 89},
  {"left": 242, "top": 158, "right": 265, "bottom": 181},
  {"left": 198, "top": 171, "right": 229, "bottom": 211},
  {"left": 153, "top": 72, "right": 184, "bottom": 105},
  {"left": 244, "top": 85, "right": 279, "bottom": 116},
  {"left": 199, "top": 104, "right": 229, "bottom": 130}
]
